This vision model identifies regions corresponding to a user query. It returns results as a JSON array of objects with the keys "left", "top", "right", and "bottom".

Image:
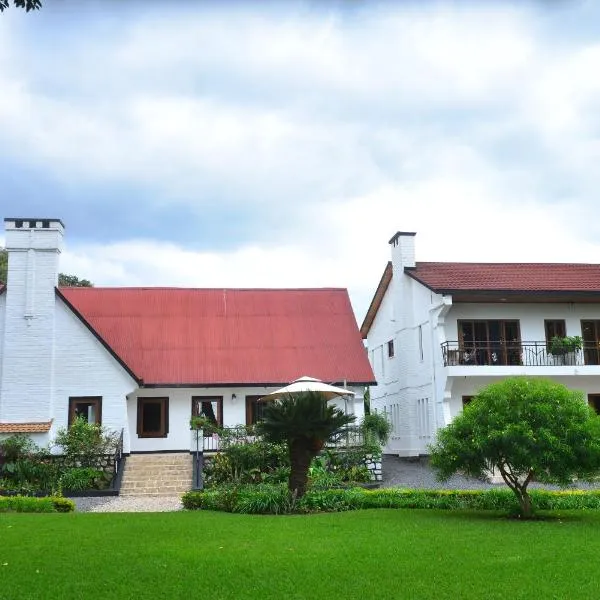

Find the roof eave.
[{"left": 360, "top": 262, "right": 393, "bottom": 338}]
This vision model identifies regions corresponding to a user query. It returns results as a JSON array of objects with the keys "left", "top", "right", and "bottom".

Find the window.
[
  {"left": 545, "top": 319, "right": 566, "bottom": 347},
  {"left": 137, "top": 397, "right": 169, "bottom": 438},
  {"left": 582, "top": 321, "right": 600, "bottom": 365},
  {"left": 589, "top": 395, "right": 600, "bottom": 415},
  {"left": 387, "top": 340, "right": 395, "bottom": 358},
  {"left": 246, "top": 395, "right": 266, "bottom": 426},
  {"left": 458, "top": 320, "right": 521, "bottom": 366},
  {"left": 418, "top": 325, "right": 424, "bottom": 362},
  {"left": 191, "top": 396, "right": 223, "bottom": 428},
  {"left": 68, "top": 397, "right": 102, "bottom": 426},
  {"left": 462, "top": 396, "right": 474, "bottom": 408}
]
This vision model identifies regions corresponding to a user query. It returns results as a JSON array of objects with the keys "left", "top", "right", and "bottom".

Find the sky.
[{"left": 1, "top": 0, "right": 600, "bottom": 322}]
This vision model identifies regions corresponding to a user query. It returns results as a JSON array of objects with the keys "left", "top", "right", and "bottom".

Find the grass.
[{"left": 2, "top": 509, "right": 600, "bottom": 599}]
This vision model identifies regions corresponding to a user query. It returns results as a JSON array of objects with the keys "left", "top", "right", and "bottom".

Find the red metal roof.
[
  {"left": 408, "top": 262, "right": 600, "bottom": 293},
  {"left": 59, "top": 287, "right": 375, "bottom": 386}
]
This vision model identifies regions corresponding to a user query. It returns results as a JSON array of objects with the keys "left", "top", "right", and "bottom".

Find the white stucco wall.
[
  {"left": 53, "top": 297, "right": 137, "bottom": 451},
  {"left": 445, "top": 302, "right": 600, "bottom": 341},
  {"left": 127, "top": 385, "right": 364, "bottom": 452},
  {"left": 366, "top": 236, "right": 447, "bottom": 457},
  {"left": 0, "top": 293, "right": 5, "bottom": 392},
  {"left": 449, "top": 375, "right": 600, "bottom": 420},
  {"left": 368, "top": 270, "right": 600, "bottom": 457}
]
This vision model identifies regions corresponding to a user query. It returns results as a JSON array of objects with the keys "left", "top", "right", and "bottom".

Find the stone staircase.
[{"left": 120, "top": 453, "right": 193, "bottom": 496}]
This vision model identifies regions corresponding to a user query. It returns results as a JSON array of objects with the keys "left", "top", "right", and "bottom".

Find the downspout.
[{"left": 429, "top": 295, "right": 452, "bottom": 435}]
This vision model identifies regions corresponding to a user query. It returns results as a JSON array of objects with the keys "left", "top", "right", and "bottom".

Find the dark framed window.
[
  {"left": 582, "top": 321, "right": 600, "bottom": 365},
  {"left": 68, "top": 397, "right": 102, "bottom": 427},
  {"left": 462, "top": 396, "right": 474, "bottom": 408},
  {"left": 137, "top": 397, "right": 169, "bottom": 438},
  {"left": 246, "top": 395, "right": 266, "bottom": 426},
  {"left": 458, "top": 320, "right": 521, "bottom": 366},
  {"left": 545, "top": 319, "right": 566, "bottom": 346},
  {"left": 191, "top": 396, "right": 223, "bottom": 428},
  {"left": 387, "top": 340, "right": 395, "bottom": 358},
  {"left": 589, "top": 394, "right": 600, "bottom": 415}
]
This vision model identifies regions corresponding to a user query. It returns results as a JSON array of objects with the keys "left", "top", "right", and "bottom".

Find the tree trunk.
[
  {"left": 516, "top": 487, "right": 533, "bottom": 519},
  {"left": 288, "top": 438, "right": 317, "bottom": 498}
]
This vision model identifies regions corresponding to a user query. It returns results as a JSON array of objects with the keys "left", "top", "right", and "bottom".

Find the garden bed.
[{"left": 182, "top": 485, "right": 600, "bottom": 515}]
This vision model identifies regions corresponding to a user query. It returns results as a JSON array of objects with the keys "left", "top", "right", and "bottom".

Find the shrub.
[
  {"left": 51, "top": 496, "right": 76, "bottom": 512},
  {"left": 362, "top": 413, "right": 392, "bottom": 446},
  {"left": 182, "top": 486, "right": 600, "bottom": 515},
  {"left": 60, "top": 467, "right": 106, "bottom": 491},
  {"left": 430, "top": 377, "right": 600, "bottom": 518},
  {"left": 204, "top": 441, "right": 289, "bottom": 487},
  {"left": 53, "top": 417, "right": 119, "bottom": 469},
  {"left": 0, "top": 495, "right": 56, "bottom": 513}
]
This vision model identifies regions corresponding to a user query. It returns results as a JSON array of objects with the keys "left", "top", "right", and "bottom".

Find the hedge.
[
  {"left": 0, "top": 495, "right": 75, "bottom": 513},
  {"left": 181, "top": 485, "right": 600, "bottom": 515}
]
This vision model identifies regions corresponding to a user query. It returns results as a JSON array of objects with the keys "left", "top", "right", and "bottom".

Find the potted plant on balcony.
[
  {"left": 549, "top": 335, "right": 583, "bottom": 365},
  {"left": 549, "top": 335, "right": 583, "bottom": 356}
]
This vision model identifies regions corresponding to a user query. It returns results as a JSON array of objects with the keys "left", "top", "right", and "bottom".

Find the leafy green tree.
[
  {"left": 0, "top": 248, "right": 6, "bottom": 284},
  {"left": 430, "top": 377, "right": 600, "bottom": 518},
  {"left": 258, "top": 391, "right": 355, "bottom": 498},
  {"left": 58, "top": 274, "right": 93, "bottom": 287},
  {"left": 0, "top": 248, "right": 92, "bottom": 286},
  {"left": 0, "top": 0, "right": 41, "bottom": 12}
]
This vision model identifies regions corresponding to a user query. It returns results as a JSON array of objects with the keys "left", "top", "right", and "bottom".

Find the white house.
[
  {"left": 0, "top": 218, "right": 375, "bottom": 454},
  {"left": 361, "top": 231, "right": 600, "bottom": 457}
]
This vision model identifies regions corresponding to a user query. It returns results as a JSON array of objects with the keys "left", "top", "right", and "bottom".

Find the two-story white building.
[
  {"left": 361, "top": 231, "right": 600, "bottom": 457},
  {"left": 0, "top": 217, "right": 374, "bottom": 453}
]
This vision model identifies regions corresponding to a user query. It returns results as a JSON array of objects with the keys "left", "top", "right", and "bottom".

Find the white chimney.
[
  {"left": 0, "top": 218, "right": 64, "bottom": 424},
  {"left": 389, "top": 231, "right": 416, "bottom": 272}
]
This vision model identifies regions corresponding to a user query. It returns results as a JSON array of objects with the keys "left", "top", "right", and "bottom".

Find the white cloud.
[{"left": 2, "top": 2, "right": 600, "bottom": 320}]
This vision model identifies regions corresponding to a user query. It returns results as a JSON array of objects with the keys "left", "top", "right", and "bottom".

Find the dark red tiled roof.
[
  {"left": 407, "top": 262, "right": 600, "bottom": 293},
  {"left": 0, "top": 421, "right": 52, "bottom": 433},
  {"left": 59, "top": 287, "right": 375, "bottom": 386}
]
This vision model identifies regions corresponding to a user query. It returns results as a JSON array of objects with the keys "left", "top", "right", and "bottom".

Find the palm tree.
[{"left": 258, "top": 391, "right": 355, "bottom": 498}]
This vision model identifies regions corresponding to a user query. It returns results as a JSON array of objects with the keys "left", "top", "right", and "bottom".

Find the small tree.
[
  {"left": 258, "top": 391, "right": 355, "bottom": 498},
  {"left": 429, "top": 377, "right": 600, "bottom": 518}
]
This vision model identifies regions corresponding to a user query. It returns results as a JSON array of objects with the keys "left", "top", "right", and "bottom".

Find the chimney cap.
[
  {"left": 4, "top": 218, "right": 65, "bottom": 229},
  {"left": 388, "top": 231, "right": 416, "bottom": 245}
]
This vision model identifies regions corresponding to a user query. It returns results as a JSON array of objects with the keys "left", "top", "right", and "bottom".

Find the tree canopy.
[
  {"left": 258, "top": 391, "right": 355, "bottom": 497},
  {"left": 0, "top": 1, "right": 41, "bottom": 12},
  {"left": 0, "top": 248, "right": 93, "bottom": 287},
  {"left": 429, "top": 377, "right": 600, "bottom": 518}
]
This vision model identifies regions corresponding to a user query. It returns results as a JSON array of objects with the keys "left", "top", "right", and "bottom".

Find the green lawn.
[{"left": 2, "top": 509, "right": 600, "bottom": 599}]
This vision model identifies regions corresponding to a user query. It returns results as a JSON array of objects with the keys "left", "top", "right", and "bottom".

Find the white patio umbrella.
[{"left": 260, "top": 376, "right": 355, "bottom": 401}]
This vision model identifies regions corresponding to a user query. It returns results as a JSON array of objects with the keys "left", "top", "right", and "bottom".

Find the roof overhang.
[
  {"left": 360, "top": 262, "right": 392, "bottom": 338},
  {"left": 433, "top": 289, "right": 600, "bottom": 303}
]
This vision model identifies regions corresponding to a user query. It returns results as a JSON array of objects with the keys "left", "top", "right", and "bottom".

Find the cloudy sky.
[{"left": 1, "top": 0, "right": 600, "bottom": 321}]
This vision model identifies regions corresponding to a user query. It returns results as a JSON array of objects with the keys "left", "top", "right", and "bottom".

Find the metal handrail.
[{"left": 441, "top": 340, "right": 598, "bottom": 367}]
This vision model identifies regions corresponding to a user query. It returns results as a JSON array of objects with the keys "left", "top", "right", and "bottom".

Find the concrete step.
[{"left": 124, "top": 469, "right": 191, "bottom": 477}]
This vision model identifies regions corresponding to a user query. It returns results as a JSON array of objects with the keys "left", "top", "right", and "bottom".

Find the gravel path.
[
  {"left": 381, "top": 455, "right": 600, "bottom": 490},
  {"left": 73, "top": 496, "right": 183, "bottom": 513}
]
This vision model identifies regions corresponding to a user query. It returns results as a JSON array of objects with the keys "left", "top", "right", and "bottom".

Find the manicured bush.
[
  {"left": 51, "top": 496, "right": 76, "bottom": 512},
  {"left": 182, "top": 485, "right": 600, "bottom": 515},
  {"left": 0, "top": 495, "right": 56, "bottom": 513},
  {"left": 430, "top": 377, "right": 600, "bottom": 518}
]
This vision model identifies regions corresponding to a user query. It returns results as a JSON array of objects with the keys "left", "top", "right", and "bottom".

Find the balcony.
[{"left": 441, "top": 341, "right": 600, "bottom": 368}]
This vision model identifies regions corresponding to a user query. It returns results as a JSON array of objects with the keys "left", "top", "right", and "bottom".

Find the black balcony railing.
[{"left": 441, "top": 341, "right": 600, "bottom": 367}]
